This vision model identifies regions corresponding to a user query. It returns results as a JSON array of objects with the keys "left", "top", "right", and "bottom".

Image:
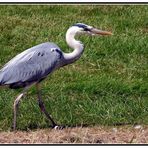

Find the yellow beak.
[{"left": 91, "top": 28, "right": 112, "bottom": 35}]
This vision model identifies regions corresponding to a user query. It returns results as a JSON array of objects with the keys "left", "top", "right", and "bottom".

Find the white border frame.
[{"left": 0, "top": 0, "right": 147, "bottom": 3}]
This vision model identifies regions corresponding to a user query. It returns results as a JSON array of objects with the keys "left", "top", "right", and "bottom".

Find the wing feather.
[{"left": 0, "top": 42, "right": 62, "bottom": 86}]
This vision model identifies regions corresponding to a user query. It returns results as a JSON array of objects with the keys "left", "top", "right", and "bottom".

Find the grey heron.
[{"left": 0, "top": 23, "right": 112, "bottom": 130}]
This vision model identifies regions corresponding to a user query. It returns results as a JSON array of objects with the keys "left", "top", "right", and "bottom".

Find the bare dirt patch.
[{"left": 0, "top": 125, "right": 148, "bottom": 144}]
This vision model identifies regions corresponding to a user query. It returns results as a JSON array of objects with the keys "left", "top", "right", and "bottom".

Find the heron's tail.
[{"left": 0, "top": 70, "right": 5, "bottom": 86}]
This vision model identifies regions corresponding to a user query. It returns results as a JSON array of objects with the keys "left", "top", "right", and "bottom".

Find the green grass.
[{"left": 0, "top": 5, "right": 147, "bottom": 131}]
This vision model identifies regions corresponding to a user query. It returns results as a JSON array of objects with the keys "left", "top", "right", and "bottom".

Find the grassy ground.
[
  {"left": 0, "top": 125, "right": 147, "bottom": 143},
  {"left": 0, "top": 5, "right": 147, "bottom": 131}
]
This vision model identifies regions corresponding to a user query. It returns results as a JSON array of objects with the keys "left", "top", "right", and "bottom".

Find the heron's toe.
[{"left": 53, "top": 125, "right": 65, "bottom": 130}]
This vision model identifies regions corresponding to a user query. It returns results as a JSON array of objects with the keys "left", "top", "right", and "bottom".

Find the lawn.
[{"left": 0, "top": 5, "right": 147, "bottom": 131}]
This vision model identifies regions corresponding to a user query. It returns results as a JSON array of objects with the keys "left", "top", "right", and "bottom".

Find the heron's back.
[{"left": 0, "top": 42, "right": 63, "bottom": 89}]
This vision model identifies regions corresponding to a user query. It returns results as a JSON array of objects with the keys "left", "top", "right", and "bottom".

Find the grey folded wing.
[{"left": 0, "top": 42, "right": 62, "bottom": 88}]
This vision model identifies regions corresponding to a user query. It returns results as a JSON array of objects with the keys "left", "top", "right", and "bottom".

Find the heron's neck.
[{"left": 63, "top": 28, "right": 84, "bottom": 65}]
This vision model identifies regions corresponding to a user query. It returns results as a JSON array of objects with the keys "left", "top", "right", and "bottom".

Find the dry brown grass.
[{"left": 0, "top": 125, "right": 148, "bottom": 144}]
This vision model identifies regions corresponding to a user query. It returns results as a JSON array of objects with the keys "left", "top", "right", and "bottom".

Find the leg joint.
[{"left": 14, "top": 93, "right": 24, "bottom": 107}]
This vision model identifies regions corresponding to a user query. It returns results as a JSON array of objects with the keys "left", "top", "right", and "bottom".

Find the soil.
[{"left": 0, "top": 125, "right": 147, "bottom": 144}]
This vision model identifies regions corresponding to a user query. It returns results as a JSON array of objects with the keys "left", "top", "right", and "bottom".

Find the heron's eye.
[{"left": 84, "top": 27, "right": 91, "bottom": 32}]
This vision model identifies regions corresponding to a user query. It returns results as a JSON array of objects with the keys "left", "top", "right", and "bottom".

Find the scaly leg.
[
  {"left": 13, "top": 92, "right": 24, "bottom": 131},
  {"left": 36, "top": 84, "right": 57, "bottom": 128}
]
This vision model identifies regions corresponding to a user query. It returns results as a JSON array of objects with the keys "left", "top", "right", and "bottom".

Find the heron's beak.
[{"left": 91, "top": 28, "right": 112, "bottom": 35}]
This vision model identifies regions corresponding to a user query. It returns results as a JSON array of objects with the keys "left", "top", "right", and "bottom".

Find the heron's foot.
[
  {"left": 10, "top": 125, "right": 16, "bottom": 132},
  {"left": 52, "top": 125, "right": 66, "bottom": 130}
]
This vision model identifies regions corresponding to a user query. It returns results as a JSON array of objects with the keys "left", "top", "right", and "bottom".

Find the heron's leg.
[
  {"left": 36, "top": 84, "right": 57, "bottom": 128},
  {"left": 13, "top": 92, "right": 24, "bottom": 131}
]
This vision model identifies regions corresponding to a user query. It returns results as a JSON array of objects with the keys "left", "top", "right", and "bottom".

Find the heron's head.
[{"left": 71, "top": 23, "right": 112, "bottom": 36}]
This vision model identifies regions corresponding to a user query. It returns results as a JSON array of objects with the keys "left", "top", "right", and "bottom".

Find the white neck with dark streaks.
[{"left": 63, "top": 27, "right": 84, "bottom": 65}]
